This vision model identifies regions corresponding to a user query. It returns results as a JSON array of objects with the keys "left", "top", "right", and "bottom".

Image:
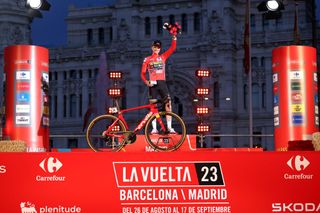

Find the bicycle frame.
[{"left": 106, "top": 102, "right": 167, "bottom": 137}]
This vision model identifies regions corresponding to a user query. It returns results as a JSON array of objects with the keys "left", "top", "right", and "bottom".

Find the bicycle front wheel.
[
  {"left": 145, "top": 111, "right": 186, "bottom": 151},
  {"left": 86, "top": 114, "right": 127, "bottom": 152}
]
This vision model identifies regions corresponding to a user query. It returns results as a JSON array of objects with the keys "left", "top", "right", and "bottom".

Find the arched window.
[
  {"left": 194, "top": 12, "right": 200, "bottom": 32},
  {"left": 182, "top": 14, "right": 188, "bottom": 33},
  {"left": 214, "top": 82, "right": 219, "bottom": 108},
  {"left": 157, "top": 16, "right": 163, "bottom": 34},
  {"left": 145, "top": 17, "right": 151, "bottom": 35},
  {"left": 169, "top": 14, "right": 175, "bottom": 24}
]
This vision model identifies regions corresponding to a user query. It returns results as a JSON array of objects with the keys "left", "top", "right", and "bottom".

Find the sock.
[
  {"left": 166, "top": 115, "right": 172, "bottom": 129},
  {"left": 152, "top": 119, "right": 157, "bottom": 130}
]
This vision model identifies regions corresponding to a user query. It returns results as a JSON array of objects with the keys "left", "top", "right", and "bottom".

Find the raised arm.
[{"left": 161, "top": 36, "right": 177, "bottom": 60}]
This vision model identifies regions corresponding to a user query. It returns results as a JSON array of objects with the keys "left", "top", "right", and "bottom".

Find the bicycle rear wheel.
[
  {"left": 86, "top": 114, "right": 127, "bottom": 152},
  {"left": 145, "top": 111, "right": 186, "bottom": 151}
]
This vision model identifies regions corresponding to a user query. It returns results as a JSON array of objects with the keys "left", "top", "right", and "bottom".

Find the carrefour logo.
[
  {"left": 284, "top": 155, "right": 313, "bottom": 180},
  {"left": 39, "top": 157, "right": 63, "bottom": 173},
  {"left": 37, "top": 157, "right": 65, "bottom": 182},
  {"left": 287, "top": 155, "right": 310, "bottom": 171}
]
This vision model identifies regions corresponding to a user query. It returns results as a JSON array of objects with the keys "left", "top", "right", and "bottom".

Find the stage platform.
[
  {"left": 51, "top": 135, "right": 263, "bottom": 152},
  {"left": 0, "top": 148, "right": 318, "bottom": 212}
]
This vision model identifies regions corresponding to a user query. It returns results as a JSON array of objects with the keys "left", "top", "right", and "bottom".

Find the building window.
[
  {"left": 70, "top": 70, "right": 76, "bottom": 79},
  {"left": 94, "top": 68, "right": 99, "bottom": 78},
  {"left": 54, "top": 72, "right": 58, "bottom": 81},
  {"left": 70, "top": 94, "right": 77, "bottom": 118},
  {"left": 244, "top": 84, "right": 247, "bottom": 109},
  {"left": 98, "top": 27, "right": 104, "bottom": 45},
  {"left": 251, "top": 57, "right": 258, "bottom": 68},
  {"left": 109, "top": 27, "right": 113, "bottom": 41},
  {"left": 79, "top": 70, "right": 82, "bottom": 79},
  {"left": 64, "top": 71, "right": 67, "bottom": 80},
  {"left": 252, "top": 83, "right": 259, "bottom": 109},
  {"left": 182, "top": 14, "right": 188, "bottom": 33},
  {"left": 54, "top": 95, "right": 57, "bottom": 118},
  {"left": 63, "top": 95, "right": 67, "bottom": 117},
  {"left": 194, "top": 12, "right": 200, "bottom": 32},
  {"left": 250, "top": 14, "right": 255, "bottom": 30},
  {"left": 89, "top": 93, "right": 92, "bottom": 105},
  {"left": 169, "top": 14, "right": 175, "bottom": 24},
  {"left": 87, "top": 29, "right": 93, "bottom": 45},
  {"left": 214, "top": 82, "right": 219, "bottom": 108},
  {"left": 262, "top": 83, "right": 266, "bottom": 108},
  {"left": 157, "top": 16, "right": 163, "bottom": 34},
  {"left": 79, "top": 94, "right": 82, "bottom": 117},
  {"left": 88, "top": 69, "right": 92, "bottom": 79},
  {"left": 262, "top": 14, "right": 269, "bottom": 30},
  {"left": 261, "top": 57, "right": 265, "bottom": 68},
  {"left": 145, "top": 17, "right": 151, "bottom": 35}
]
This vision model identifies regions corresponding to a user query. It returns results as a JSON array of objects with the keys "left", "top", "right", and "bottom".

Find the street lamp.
[
  {"left": 25, "top": 0, "right": 51, "bottom": 18},
  {"left": 257, "top": 0, "right": 284, "bottom": 19}
]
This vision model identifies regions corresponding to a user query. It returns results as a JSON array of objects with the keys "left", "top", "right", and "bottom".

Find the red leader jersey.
[{"left": 141, "top": 39, "right": 176, "bottom": 82}]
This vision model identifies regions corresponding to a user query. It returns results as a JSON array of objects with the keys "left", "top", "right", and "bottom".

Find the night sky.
[
  {"left": 31, "top": 0, "right": 115, "bottom": 47},
  {"left": 32, "top": 0, "right": 320, "bottom": 47}
]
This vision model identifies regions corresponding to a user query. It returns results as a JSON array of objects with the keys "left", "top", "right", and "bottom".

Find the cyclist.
[{"left": 141, "top": 34, "right": 177, "bottom": 134}]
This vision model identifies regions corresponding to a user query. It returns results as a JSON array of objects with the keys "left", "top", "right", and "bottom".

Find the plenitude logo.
[
  {"left": 36, "top": 157, "right": 66, "bottom": 182},
  {"left": 20, "top": 202, "right": 82, "bottom": 213}
]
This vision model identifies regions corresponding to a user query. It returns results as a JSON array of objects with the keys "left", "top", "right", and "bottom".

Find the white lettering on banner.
[
  {"left": 36, "top": 175, "right": 66, "bottom": 182},
  {"left": 188, "top": 189, "right": 227, "bottom": 200},
  {"left": 120, "top": 189, "right": 178, "bottom": 201},
  {"left": 122, "top": 166, "right": 191, "bottom": 183},
  {"left": 0, "top": 165, "right": 6, "bottom": 173},
  {"left": 283, "top": 173, "right": 313, "bottom": 180},
  {"left": 272, "top": 203, "right": 320, "bottom": 212},
  {"left": 197, "top": 206, "right": 231, "bottom": 213},
  {"left": 39, "top": 206, "right": 81, "bottom": 213}
]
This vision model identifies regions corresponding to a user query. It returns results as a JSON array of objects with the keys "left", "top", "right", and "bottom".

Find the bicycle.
[{"left": 85, "top": 99, "right": 186, "bottom": 152}]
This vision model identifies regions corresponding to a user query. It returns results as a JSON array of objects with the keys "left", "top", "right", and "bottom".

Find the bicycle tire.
[
  {"left": 144, "top": 111, "right": 186, "bottom": 151},
  {"left": 86, "top": 114, "right": 127, "bottom": 152}
]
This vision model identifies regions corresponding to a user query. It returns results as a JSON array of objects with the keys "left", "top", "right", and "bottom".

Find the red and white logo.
[
  {"left": 287, "top": 155, "right": 310, "bottom": 171},
  {"left": 20, "top": 202, "right": 37, "bottom": 213},
  {"left": 39, "top": 157, "right": 63, "bottom": 173}
]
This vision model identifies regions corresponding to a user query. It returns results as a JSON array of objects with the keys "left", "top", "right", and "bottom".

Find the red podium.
[
  {"left": 272, "top": 46, "right": 319, "bottom": 151},
  {"left": 3, "top": 45, "right": 49, "bottom": 152}
]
